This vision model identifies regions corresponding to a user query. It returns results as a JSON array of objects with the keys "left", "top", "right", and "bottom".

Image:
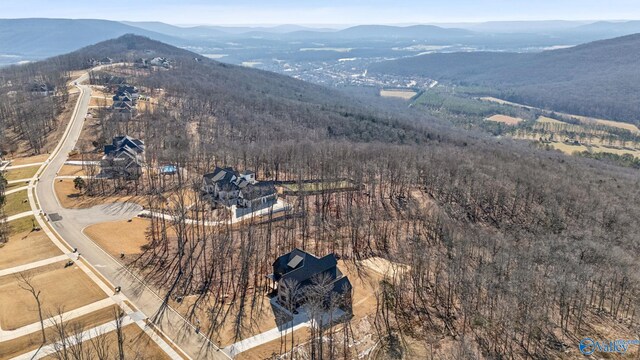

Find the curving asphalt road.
[{"left": 35, "top": 74, "right": 229, "bottom": 359}]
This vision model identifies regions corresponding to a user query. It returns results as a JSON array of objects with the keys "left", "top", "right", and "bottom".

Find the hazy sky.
[{"left": 1, "top": 0, "right": 639, "bottom": 25}]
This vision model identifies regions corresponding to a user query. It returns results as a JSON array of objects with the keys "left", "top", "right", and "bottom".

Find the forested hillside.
[
  {"left": 5, "top": 35, "right": 638, "bottom": 359},
  {"left": 370, "top": 33, "right": 640, "bottom": 125}
]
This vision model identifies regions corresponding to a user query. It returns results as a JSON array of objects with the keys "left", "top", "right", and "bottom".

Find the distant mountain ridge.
[
  {"left": 370, "top": 33, "right": 640, "bottom": 124},
  {"left": 0, "top": 18, "right": 184, "bottom": 60}
]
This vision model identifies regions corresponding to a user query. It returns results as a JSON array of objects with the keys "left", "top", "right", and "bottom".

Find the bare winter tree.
[{"left": 17, "top": 272, "right": 46, "bottom": 344}]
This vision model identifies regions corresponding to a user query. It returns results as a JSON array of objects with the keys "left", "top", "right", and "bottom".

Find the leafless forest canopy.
[{"left": 1, "top": 35, "right": 639, "bottom": 359}]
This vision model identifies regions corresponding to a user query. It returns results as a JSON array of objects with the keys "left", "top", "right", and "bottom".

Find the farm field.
[
  {"left": 380, "top": 88, "right": 417, "bottom": 100},
  {"left": 485, "top": 114, "right": 523, "bottom": 125},
  {"left": 536, "top": 115, "right": 565, "bottom": 125},
  {"left": 481, "top": 96, "right": 640, "bottom": 133}
]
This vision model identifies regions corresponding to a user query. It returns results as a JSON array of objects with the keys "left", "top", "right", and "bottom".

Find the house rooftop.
[{"left": 272, "top": 248, "right": 338, "bottom": 284}]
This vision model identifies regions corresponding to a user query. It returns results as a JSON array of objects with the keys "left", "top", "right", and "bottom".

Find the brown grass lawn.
[
  {"left": 41, "top": 324, "right": 172, "bottom": 360},
  {"left": 0, "top": 230, "right": 62, "bottom": 270},
  {"left": 84, "top": 218, "right": 152, "bottom": 257},
  {"left": 5, "top": 154, "right": 49, "bottom": 167},
  {"left": 0, "top": 305, "right": 119, "bottom": 359},
  {"left": 237, "top": 328, "right": 311, "bottom": 360},
  {"left": 89, "top": 96, "right": 113, "bottom": 107},
  {"left": 57, "top": 165, "right": 86, "bottom": 177},
  {"left": 4, "top": 190, "right": 31, "bottom": 216},
  {"left": 213, "top": 293, "right": 278, "bottom": 347},
  {"left": 0, "top": 264, "right": 107, "bottom": 330},
  {"left": 9, "top": 216, "right": 38, "bottom": 235},
  {"left": 54, "top": 179, "right": 147, "bottom": 209},
  {"left": 4, "top": 165, "right": 39, "bottom": 181},
  {"left": 6, "top": 180, "right": 30, "bottom": 191}
]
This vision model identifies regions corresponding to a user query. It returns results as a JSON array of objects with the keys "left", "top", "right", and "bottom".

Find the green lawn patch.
[
  {"left": 4, "top": 190, "right": 31, "bottom": 216},
  {"left": 3, "top": 166, "right": 39, "bottom": 182},
  {"left": 8, "top": 216, "right": 37, "bottom": 235},
  {"left": 5, "top": 181, "right": 29, "bottom": 191}
]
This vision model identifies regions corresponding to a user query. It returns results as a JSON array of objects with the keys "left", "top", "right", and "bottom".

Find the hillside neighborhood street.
[{"left": 31, "top": 71, "right": 229, "bottom": 359}]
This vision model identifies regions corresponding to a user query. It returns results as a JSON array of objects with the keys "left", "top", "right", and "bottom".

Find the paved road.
[{"left": 35, "top": 79, "right": 229, "bottom": 359}]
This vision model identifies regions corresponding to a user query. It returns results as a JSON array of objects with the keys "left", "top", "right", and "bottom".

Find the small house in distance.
[
  {"left": 100, "top": 135, "right": 145, "bottom": 179},
  {"left": 268, "top": 249, "right": 352, "bottom": 312},
  {"left": 201, "top": 167, "right": 277, "bottom": 209},
  {"left": 28, "top": 82, "right": 55, "bottom": 96}
]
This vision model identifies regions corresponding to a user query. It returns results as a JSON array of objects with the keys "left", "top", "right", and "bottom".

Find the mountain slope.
[
  {"left": 370, "top": 33, "right": 640, "bottom": 124},
  {"left": 56, "top": 34, "right": 435, "bottom": 145}
]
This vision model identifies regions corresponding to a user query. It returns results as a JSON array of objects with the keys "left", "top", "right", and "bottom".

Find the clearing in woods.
[
  {"left": 380, "top": 88, "right": 418, "bottom": 100},
  {"left": 485, "top": 114, "right": 523, "bottom": 125}
]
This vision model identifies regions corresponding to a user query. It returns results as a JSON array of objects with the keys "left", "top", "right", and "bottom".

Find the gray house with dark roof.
[
  {"left": 269, "top": 249, "right": 352, "bottom": 311},
  {"left": 201, "top": 166, "right": 277, "bottom": 209},
  {"left": 100, "top": 136, "right": 145, "bottom": 179}
]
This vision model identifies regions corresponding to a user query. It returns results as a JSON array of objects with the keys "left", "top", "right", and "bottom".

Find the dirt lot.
[
  {"left": 54, "top": 179, "right": 147, "bottom": 209},
  {"left": 0, "top": 230, "right": 62, "bottom": 270},
  {"left": 4, "top": 190, "right": 31, "bottom": 216},
  {"left": 0, "top": 263, "right": 107, "bottom": 330},
  {"left": 3, "top": 166, "right": 39, "bottom": 181},
  {"left": 0, "top": 305, "right": 119, "bottom": 359},
  {"left": 84, "top": 218, "right": 153, "bottom": 257}
]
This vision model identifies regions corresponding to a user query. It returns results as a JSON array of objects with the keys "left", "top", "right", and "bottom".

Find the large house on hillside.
[
  {"left": 202, "top": 167, "right": 277, "bottom": 209},
  {"left": 28, "top": 82, "right": 55, "bottom": 96},
  {"left": 100, "top": 135, "right": 145, "bottom": 179},
  {"left": 268, "top": 249, "right": 352, "bottom": 312},
  {"left": 111, "top": 85, "right": 139, "bottom": 117}
]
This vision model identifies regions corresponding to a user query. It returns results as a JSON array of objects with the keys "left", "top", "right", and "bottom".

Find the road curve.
[{"left": 35, "top": 76, "right": 229, "bottom": 359}]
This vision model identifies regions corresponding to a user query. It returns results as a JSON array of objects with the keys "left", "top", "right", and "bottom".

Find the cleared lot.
[
  {"left": 0, "top": 230, "right": 62, "bottom": 270},
  {"left": 3, "top": 165, "right": 40, "bottom": 181},
  {"left": 4, "top": 190, "right": 31, "bottom": 216},
  {"left": 84, "top": 218, "right": 154, "bottom": 257},
  {"left": 0, "top": 263, "right": 107, "bottom": 330}
]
